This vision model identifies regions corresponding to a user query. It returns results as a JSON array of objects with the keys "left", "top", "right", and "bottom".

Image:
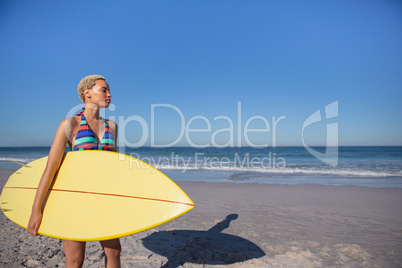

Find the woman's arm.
[{"left": 27, "top": 119, "right": 70, "bottom": 236}]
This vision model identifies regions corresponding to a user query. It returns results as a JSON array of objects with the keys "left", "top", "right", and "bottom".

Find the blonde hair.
[{"left": 77, "top": 75, "right": 105, "bottom": 103}]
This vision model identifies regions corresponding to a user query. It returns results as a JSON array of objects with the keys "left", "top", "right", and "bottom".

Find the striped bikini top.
[{"left": 72, "top": 109, "right": 115, "bottom": 151}]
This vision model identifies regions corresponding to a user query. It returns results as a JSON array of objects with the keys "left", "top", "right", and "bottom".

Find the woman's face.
[{"left": 85, "top": 80, "right": 112, "bottom": 107}]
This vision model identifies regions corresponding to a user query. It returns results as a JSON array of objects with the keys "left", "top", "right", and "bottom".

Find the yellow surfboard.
[{"left": 0, "top": 151, "right": 194, "bottom": 241}]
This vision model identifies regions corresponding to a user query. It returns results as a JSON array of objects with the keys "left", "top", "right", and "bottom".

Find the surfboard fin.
[{"left": 9, "top": 160, "right": 31, "bottom": 168}]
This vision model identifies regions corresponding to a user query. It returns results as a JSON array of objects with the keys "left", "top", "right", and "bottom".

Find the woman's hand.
[{"left": 27, "top": 210, "right": 43, "bottom": 236}]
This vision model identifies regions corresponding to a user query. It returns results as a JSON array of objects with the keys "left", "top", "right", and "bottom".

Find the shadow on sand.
[{"left": 142, "top": 214, "right": 265, "bottom": 267}]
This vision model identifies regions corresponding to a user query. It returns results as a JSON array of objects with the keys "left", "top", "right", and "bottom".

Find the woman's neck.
[{"left": 83, "top": 104, "right": 101, "bottom": 120}]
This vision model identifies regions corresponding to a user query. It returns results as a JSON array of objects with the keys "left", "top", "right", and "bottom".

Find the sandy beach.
[{"left": 0, "top": 168, "right": 401, "bottom": 267}]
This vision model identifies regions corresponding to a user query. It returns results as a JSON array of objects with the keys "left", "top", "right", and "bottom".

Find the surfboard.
[{"left": 0, "top": 150, "right": 194, "bottom": 241}]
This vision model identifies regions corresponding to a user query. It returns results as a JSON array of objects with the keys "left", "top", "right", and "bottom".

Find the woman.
[{"left": 27, "top": 75, "right": 121, "bottom": 268}]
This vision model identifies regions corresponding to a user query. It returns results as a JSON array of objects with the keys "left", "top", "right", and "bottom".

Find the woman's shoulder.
[
  {"left": 63, "top": 116, "right": 81, "bottom": 125},
  {"left": 105, "top": 119, "right": 117, "bottom": 128},
  {"left": 58, "top": 116, "right": 81, "bottom": 132}
]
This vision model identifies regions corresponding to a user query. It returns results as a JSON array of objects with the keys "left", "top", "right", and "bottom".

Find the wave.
[
  {"left": 155, "top": 164, "right": 402, "bottom": 178},
  {"left": 0, "top": 156, "right": 400, "bottom": 178},
  {"left": 0, "top": 157, "right": 35, "bottom": 163}
]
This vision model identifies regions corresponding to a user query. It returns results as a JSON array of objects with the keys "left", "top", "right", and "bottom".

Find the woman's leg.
[
  {"left": 100, "top": 238, "right": 121, "bottom": 268},
  {"left": 62, "top": 240, "right": 86, "bottom": 268}
]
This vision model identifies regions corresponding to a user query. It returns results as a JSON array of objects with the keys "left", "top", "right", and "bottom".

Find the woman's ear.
[{"left": 84, "top": 88, "right": 91, "bottom": 100}]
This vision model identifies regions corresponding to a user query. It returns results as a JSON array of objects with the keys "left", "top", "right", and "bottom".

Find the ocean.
[{"left": 1, "top": 146, "right": 401, "bottom": 188}]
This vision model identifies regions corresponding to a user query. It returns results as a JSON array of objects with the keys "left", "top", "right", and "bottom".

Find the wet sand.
[{"left": 0, "top": 169, "right": 401, "bottom": 267}]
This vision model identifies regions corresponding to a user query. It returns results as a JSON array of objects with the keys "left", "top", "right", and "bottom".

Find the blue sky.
[{"left": 1, "top": 0, "right": 401, "bottom": 147}]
